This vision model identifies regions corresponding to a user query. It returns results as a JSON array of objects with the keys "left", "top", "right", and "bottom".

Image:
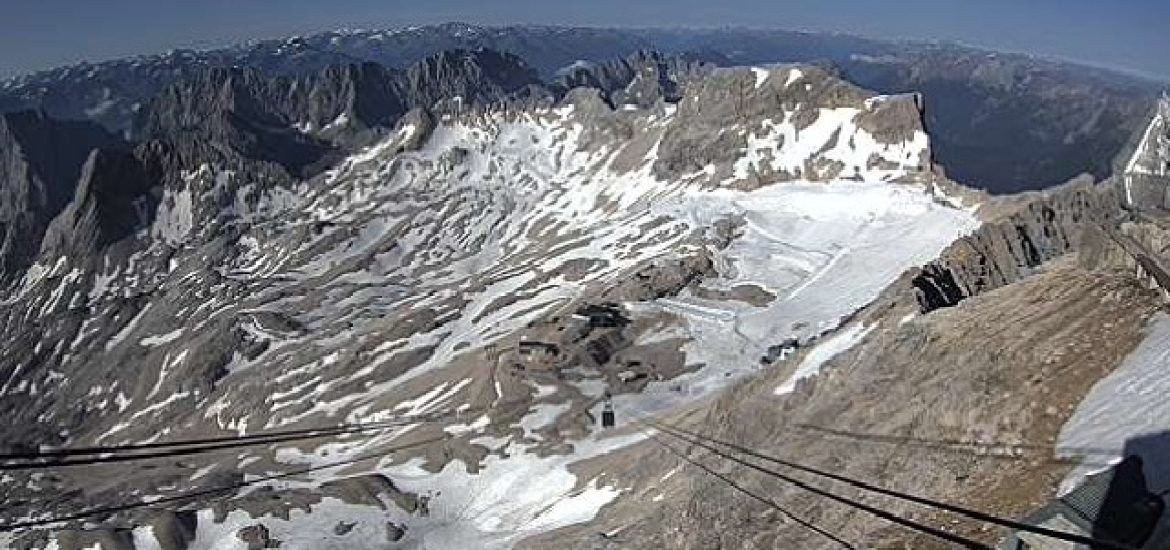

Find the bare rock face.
[
  {"left": 910, "top": 179, "right": 1123, "bottom": 312},
  {"left": 39, "top": 148, "right": 156, "bottom": 260},
  {"left": 133, "top": 65, "right": 337, "bottom": 178},
  {"left": 597, "top": 253, "right": 717, "bottom": 303},
  {"left": 134, "top": 49, "right": 546, "bottom": 178},
  {"left": 403, "top": 48, "right": 547, "bottom": 108},
  {"left": 651, "top": 64, "right": 932, "bottom": 185},
  {"left": 236, "top": 524, "right": 278, "bottom": 549},
  {"left": 855, "top": 92, "right": 928, "bottom": 144},
  {"left": 320, "top": 474, "right": 421, "bottom": 513},
  {"left": 0, "top": 110, "right": 122, "bottom": 278},
  {"left": 553, "top": 50, "right": 714, "bottom": 108}
]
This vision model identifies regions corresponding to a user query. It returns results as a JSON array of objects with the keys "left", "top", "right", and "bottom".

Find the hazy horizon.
[{"left": 2, "top": 0, "right": 1169, "bottom": 81}]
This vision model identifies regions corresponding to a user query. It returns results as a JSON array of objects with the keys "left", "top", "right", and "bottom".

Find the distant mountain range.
[{"left": 0, "top": 23, "right": 1163, "bottom": 193}]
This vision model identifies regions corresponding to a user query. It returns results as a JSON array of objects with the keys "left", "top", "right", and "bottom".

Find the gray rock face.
[
  {"left": 403, "top": 49, "right": 546, "bottom": 108},
  {"left": 553, "top": 50, "right": 714, "bottom": 108},
  {"left": 40, "top": 148, "right": 156, "bottom": 260},
  {"left": 235, "top": 524, "right": 276, "bottom": 550},
  {"left": 0, "top": 111, "right": 122, "bottom": 279},
  {"left": 134, "top": 65, "right": 338, "bottom": 178},
  {"left": 650, "top": 64, "right": 931, "bottom": 185},
  {"left": 135, "top": 49, "right": 546, "bottom": 177},
  {"left": 909, "top": 179, "right": 1124, "bottom": 312}
]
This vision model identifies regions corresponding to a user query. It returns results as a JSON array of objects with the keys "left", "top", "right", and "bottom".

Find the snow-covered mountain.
[
  {"left": 0, "top": 56, "right": 984, "bottom": 549},
  {"left": 4, "top": 31, "right": 1170, "bottom": 548},
  {"left": 0, "top": 23, "right": 1161, "bottom": 194}
]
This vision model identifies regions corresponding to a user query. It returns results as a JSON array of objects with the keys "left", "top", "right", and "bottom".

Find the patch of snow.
[
  {"left": 1057, "top": 313, "right": 1170, "bottom": 493},
  {"left": 131, "top": 526, "right": 164, "bottom": 550},
  {"left": 519, "top": 402, "right": 572, "bottom": 438},
  {"left": 775, "top": 323, "right": 875, "bottom": 395},
  {"left": 188, "top": 498, "right": 389, "bottom": 550},
  {"left": 445, "top": 414, "right": 491, "bottom": 436},
  {"left": 84, "top": 97, "right": 118, "bottom": 118},
  {"left": 322, "top": 112, "right": 350, "bottom": 132},
  {"left": 104, "top": 303, "right": 152, "bottom": 351},
  {"left": 750, "top": 67, "right": 770, "bottom": 89},
  {"left": 188, "top": 463, "right": 218, "bottom": 481},
  {"left": 151, "top": 184, "right": 195, "bottom": 245},
  {"left": 391, "top": 378, "right": 473, "bottom": 418},
  {"left": 293, "top": 120, "right": 316, "bottom": 133},
  {"left": 784, "top": 67, "right": 803, "bottom": 87},
  {"left": 375, "top": 433, "right": 638, "bottom": 548},
  {"left": 139, "top": 328, "right": 184, "bottom": 347},
  {"left": 1125, "top": 111, "right": 1165, "bottom": 177}
]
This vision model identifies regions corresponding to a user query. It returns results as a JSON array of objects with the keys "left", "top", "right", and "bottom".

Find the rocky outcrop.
[
  {"left": 134, "top": 49, "right": 546, "bottom": 177},
  {"left": 909, "top": 179, "right": 1124, "bottom": 313},
  {"left": 133, "top": 66, "right": 337, "bottom": 178},
  {"left": 403, "top": 48, "right": 546, "bottom": 109},
  {"left": 39, "top": 149, "right": 156, "bottom": 259},
  {"left": 0, "top": 111, "right": 122, "bottom": 278},
  {"left": 650, "top": 64, "right": 932, "bottom": 185},
  {"left": 554, "top": 50, "right": 714, "bottom": 108},
  {"left": 235, "top": 524, "right": 276, "bottom": 550},
  {"left": 598, "top": 253, "right": 717, "bottom": 303}
]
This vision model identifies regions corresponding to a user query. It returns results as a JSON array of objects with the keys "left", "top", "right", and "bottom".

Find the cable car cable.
[
  {"left": 645, "top": 420, "right": 995, "bottom": 549},
  {"left": 0, "top": 433, "right": 448, "bottom": 532},
  {"left": 637, "top": 425, "right": 858, "bottom": 549},
  {"left": 0, "top": 398, "right": 531, "bottom": 468},
  {"left": 650, "top": 420, "right": 1138, "bottom": 550}
]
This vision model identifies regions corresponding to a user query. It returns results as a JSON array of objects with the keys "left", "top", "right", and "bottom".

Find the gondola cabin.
[{"left": 601, "top": 400, "right": 615, "bottom": 428}]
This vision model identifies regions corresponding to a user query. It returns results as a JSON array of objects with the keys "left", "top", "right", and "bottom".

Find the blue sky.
[{"left": 2, "top": 0, "right": 1168, "bottom": 80}]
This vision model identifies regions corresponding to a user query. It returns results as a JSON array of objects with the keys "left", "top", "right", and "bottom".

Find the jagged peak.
[{"left": 409, "top": 48, "right": 538, "bottom": 79}]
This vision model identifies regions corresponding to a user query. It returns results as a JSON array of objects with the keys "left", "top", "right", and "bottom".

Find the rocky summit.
[{"left": 1, "top": 24, "right": 1170, "bottom": 550}]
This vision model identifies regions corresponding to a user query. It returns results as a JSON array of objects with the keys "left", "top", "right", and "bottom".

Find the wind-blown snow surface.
[
  {"left": 4, "top": 82, "right": 978, "bottom": 549},
  {"left": 616, "top": 181, "right": 977, "bottom": 419},
  {"left": 1057, "top": 313, "right": 1170, "bottom": 494}
]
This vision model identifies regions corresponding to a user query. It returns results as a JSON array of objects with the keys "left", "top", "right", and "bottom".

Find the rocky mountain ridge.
[
  {"left": 0, "top": 111, "right": 124, "bottom": 277},
  {"left": 1, "top": 23, "right": 1161, "bottom": 193}
]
